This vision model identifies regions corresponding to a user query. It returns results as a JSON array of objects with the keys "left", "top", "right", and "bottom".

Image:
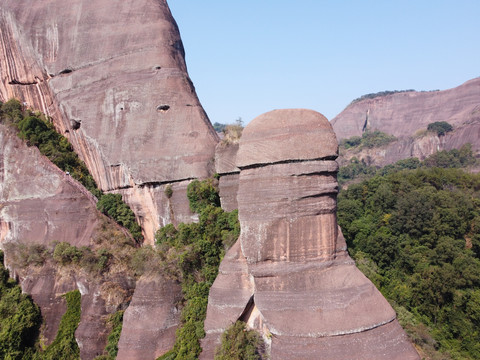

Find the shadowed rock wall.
[
  {"left": 0, "top": 0, "right": 219, "bottom": 243},
  {"left": 202, "top": 109, "right": 420, "bottom": 359}
]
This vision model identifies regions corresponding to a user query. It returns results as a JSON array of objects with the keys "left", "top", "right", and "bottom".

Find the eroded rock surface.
[
  {"left": 117, "top": 274, "right": 182, "bottom": 360},
  {"left": 331, "top": 78, "right": 480, "bottom": 166},
  {"left": 202, "top": 109, "right": 419, "bottom": 359},
  {"left": 215, "top": 142, "right": 240, "bottom": 212},
  {"left": 0, "top": 124, "right": 98, "bottom": 248},
  {"left": 0, "top": 0, "right": 219, "bottom": 243},
  {"left": 0, "top": 125, "right": 179, "bottom": 359}
]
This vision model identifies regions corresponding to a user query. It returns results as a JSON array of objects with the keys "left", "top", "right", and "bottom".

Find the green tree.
[
  {"left": 0, "top": 251, "right": 42, "bottom": 359},
  {"left": 215, "top": 321, "right": 265, "bottom": 360},
  {"left": 427, "top": 121, "right": 453, "bottom": 136}
]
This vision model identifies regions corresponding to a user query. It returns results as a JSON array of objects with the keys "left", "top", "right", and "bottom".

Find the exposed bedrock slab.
[
  {"left": 236, "top": 109, "right": 338, "bottom": 168},
  {"left": 0, "top": 124, "right": 122, "bottom": 357},
  {"left": 202, "top": 109, "right": 419, "bottom": 359},
  {"left": 0, "top": 124, "right": 99, "bottom": 247},
  {"left": 0, "top": 0, "right": 219, "bottom": 243},
  {"left": 332, "top": 78, "right": 480, "bottom": 167},
  {"left": 116, "top": 274, "right": 183, "bottom": 360},
  {"left": 215, "top": 142, "right": 240, "bottom": 212},
  {"left": 331, "top": 77, "right": 480, "bottom": 140},
  {"left": 0, "top": 125, "right": 176, "bottom": 359}
]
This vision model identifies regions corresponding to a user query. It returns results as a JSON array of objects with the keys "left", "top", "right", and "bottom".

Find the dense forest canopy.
[{"left": 337, "top": 166, "right": 480, "bottom": 359}]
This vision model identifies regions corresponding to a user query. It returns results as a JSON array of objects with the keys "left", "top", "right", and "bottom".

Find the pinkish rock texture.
[
  {"left": 0, "top": 123, "right": 106, "bottom": 356},
  {"left": 117, "top": 274, "right": 182, "bottom": 359},
  {"left": 0, "top": 124, "right": 99, "bottom": 248},
  {"left": 0, "top": 0, "right": 219, "bottom": 243},
  {"left": 331, "top": 78, "right": 480, "bottom": 140},
  {"left": 0, "top": 124, "right": 178, "bottom": 359},
  {"left": 215, "top": 142, "right": 240, "bottom": 212},
  {"left": 201, "top": 109, "right": 419, "bottom": 359},
  {"left": 331, "top": 78, "right": 480, "bottom": 166}
]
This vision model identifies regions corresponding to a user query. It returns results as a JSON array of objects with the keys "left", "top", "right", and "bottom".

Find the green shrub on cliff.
[
  {"left": 93, "top": 310, "right": 124, "bottom": 360},
  {"left": 338, "top": 143, "right": 477, "bottom": 187},
  {"left": 0, "top": 99, "right": 143, "bottom": 242},
  {"left": 97, "top": 193, "right": 143, "bottom": 242},
  {"left": 0, "top": 251, "right": 42, "bottom": 360},
  {"left": 156, "top": 179, "right": 240, "bottom": 360},
  {"left": 214, "top": 321, "right": 265, "bottom": 360},
  {"left": 427, "top": 121, "right": 453, "bottom": 136},
  {"left": 0, "top": 99, "right": 100, "bottom": 198},
  {"left": 340, "top": 130, "right": 396, "bottom": 150},
  {"left": 41, "top": 290, "right": 81, "bottom": 360}
]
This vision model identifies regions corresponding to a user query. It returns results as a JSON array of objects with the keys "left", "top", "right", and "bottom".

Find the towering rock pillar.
[
  {"left": 202, "top": 109, "right": 419, "bottom": 359},
  {"left": 0, "top": 0, "right": 219, "bottom": 243}
]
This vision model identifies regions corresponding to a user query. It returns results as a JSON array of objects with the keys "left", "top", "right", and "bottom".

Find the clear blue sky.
[{"left": 168, "top": 1, "right": 479, "bottom": 125}]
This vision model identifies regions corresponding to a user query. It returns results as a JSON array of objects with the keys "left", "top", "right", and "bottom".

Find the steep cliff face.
[
  {"left": 0, "top": 125, "right": 179, "bottom": 359},
  {"left": 331, "top": 78, "right": 480, "bottom": 165},
  {"left": 202, "top": 110, "right": 419, "bottom": 359},
  {"left": 116, "top": 274, "right": 182, "bottom": 360},
  {"left": 0, "top": 0, "right": 219, "bottom": 243},
  {"left": 214, "top": 141, "right": 240, "bottom": 212}
]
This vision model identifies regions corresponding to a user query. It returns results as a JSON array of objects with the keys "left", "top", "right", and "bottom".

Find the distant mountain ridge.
[{"left": 331, "top": 77, "right": 480, "bottom": 166}]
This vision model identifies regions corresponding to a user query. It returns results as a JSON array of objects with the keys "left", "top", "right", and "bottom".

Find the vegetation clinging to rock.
[
  {"left": 41, "top": 290, "right": 81, "bottom": 360},
  {"left": 214, "top": 321, "right": 266, "bottom": 360},
  {"left": 0, "top": 99, "right": 143, "bottom": 242},
  {"left": 427, "top": 121, "right": 454, "bottom": 136},
  {"left": 349, "top": 89, "right": 415, "bottom": 105},
  {"left": 97, "top": 193, "right": 143, "bottom": 242},
  {"left": 340, "top": 130, "right": 396, "bottom": 150},
  {"left": 156, "top": 178, "right": 240, "bottom": 360},
  {"left": 0, "top": 99, "right": 100, "bottom": 198},
  {"left": 338, "top": 143, "right": 477, "bottom": 187},
  {"left": 0, "top": 250, "right": 42, "bottom": 360}
]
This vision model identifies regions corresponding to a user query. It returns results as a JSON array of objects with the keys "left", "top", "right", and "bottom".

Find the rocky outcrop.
[
  {"left": 202, "top": 109, "right": 419, "bottom": 359},
  {"left": 331, "top": 78, "right": 480, "bottom": 166},
  {"left": 0, "top": 124, "right": 179, "bottom": 359},
  {"left": 0, "top": 0, "right": 219, "bottom": 243},
  {"left": 116, "top": 274, "right": 182, "bottom": 360},
  {"left": 215, "top": 142, "right": 240, "bottom": 212},
  {"left": 0, "top": 124, "right": 99, "bottom": 248},
  {"left": 0, "top": 123, "right": 105, "bottom": 356}
]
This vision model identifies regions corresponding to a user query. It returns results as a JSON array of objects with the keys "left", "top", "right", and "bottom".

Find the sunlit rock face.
[
  {"left": 0, "top": 125, "right": 179, "bottom": 359},
  {"left": 215, "top": 141, "right": 240, "bottom": 212},
  {"left": 0, "top": 124, "right": 114, "bottom": 358},
  {"left": 0, "top": 0, "right": 219, "bottom": 243},
  {"left": 331, "top": 78, "right": 480, "bottom": 167},
  {"left": 201, "top": 109, "right": 420, "bottom": 359},
  {"left": 116, "top": 274, "right": 182, "bottom": 360}
]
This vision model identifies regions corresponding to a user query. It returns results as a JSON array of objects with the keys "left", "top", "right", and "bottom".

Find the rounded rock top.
[{"left": 236, "top": 109, "right": 338, "bottom": 168}]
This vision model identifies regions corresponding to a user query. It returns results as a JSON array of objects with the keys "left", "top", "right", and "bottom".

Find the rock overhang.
[{"left": 236, "top": 109, "right": 338, "bottom": 169}]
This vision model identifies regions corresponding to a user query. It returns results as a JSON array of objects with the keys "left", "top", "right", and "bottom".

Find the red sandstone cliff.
[
  {"left": 331, "top": 78, "right": 480, "bottom": 166},
  {"left": 0, "top": 124, "right": 181, "bottom": 359},
  {"left": 203, "top": 110, "right": 420, "bottom": 359},
  {"left": 0, "top": 0, "right": 219, "bottom": 244}
]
